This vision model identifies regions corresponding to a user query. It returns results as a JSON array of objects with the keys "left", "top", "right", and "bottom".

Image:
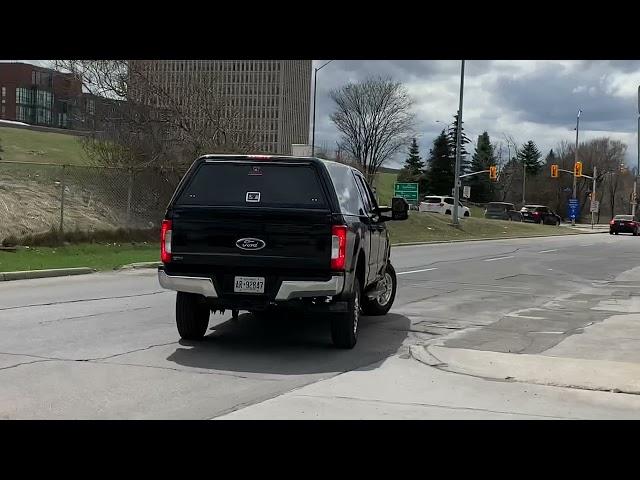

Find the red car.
[{"left": 609, "top": 215, "right": 639, "bottom": 235}]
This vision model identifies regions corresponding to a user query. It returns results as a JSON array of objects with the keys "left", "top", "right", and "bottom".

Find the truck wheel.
[
  {"left": 176, "top": 292, "right": 210, "bottom": 340},
  {"left": 362, "top": 263, "right": 397, "bottom": 316},
  {"left": 331, "top": 278, "right": 361, "bottom": 349}
]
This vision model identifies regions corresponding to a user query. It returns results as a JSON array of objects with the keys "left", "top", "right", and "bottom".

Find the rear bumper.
[
  {"left": 275, "top": 276, "right": 344, "bottom": 300},
  {"left": 158, "top": 271, "right": 218, "bottom": 297},
  {"left": 158, "top": 270, "right": 344, "bottom": 301},
  {"left": 611, "top": 226, "right": 636, "bottom": 233}
]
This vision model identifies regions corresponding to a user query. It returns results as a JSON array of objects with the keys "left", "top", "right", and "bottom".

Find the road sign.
[
  {"left": 394, "top": 183, "right": 419, "bottom": 203},
  {"left": 590, "top": 200, "right": 599, "bottom": 213},
  {"left": 463, "top": 185, "right": 471, "bottom": 199},
  {"left": 568, "top": 198, "right": 580, "bottom": 220}
]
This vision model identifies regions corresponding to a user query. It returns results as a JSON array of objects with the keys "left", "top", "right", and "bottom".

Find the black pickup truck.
[{"left": 158, "top": 154, "right": 409, "bottom": 348}]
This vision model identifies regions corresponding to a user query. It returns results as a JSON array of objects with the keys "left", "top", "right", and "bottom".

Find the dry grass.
[{"left": 0, "top": 173, "right": 124, "bottom": 241}]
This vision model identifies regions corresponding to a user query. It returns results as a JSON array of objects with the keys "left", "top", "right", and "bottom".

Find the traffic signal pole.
[{"left": 572, "top": 110, "right": 581, "bottom": 226}]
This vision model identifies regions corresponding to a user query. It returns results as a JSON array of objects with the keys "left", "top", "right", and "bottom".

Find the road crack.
[
  {"left": 291, "top": 393, "right": 574, "bottom": 419},
  {"left": 0, "top": 291, "right": 169, "bottom": 311}
]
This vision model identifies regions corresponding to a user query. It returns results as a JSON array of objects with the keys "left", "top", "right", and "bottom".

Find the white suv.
[{"left": 419, "top": 195, "right": 470, "bottom": 217}]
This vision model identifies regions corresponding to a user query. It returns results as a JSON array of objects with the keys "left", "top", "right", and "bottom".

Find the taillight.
[
  {"left": 610, "top": 219, "right": 615, "bottom": 225},
  {"left": 331, "top": 225, "right": 347, "bottom": 271},
  {"left": 161, "top": 219, "right": 172, "bottom": 263}
]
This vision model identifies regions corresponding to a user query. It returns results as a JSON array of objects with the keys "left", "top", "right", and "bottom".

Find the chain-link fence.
[{"left": 0, "top": 161, "right": 184, "bottom": 242}]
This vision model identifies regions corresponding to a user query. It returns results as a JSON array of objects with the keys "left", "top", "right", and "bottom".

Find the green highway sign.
[{"left": 394, "top": 182, "right": 419, "bottom": 202}]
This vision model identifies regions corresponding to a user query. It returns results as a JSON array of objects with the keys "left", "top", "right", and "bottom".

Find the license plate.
[{"left": 234, "top": 276, "right": 265, "bottom": 294}]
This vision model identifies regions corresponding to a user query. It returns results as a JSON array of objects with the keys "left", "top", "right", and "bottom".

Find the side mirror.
[{"left": 391, "top": 196, "right": 409, "bottom": 221}]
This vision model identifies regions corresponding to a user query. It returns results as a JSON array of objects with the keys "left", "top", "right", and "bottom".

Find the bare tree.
[
  {"left": 551, "top": 138, "right": 628, "bottom": 221},
  {"left": 330, "top": 77, "right": 415, "bottom": 182},
  {"left": 52, "top": 60, "right": 259, "bottom": 170},
  {"left": 495, "top": 134, "right": 521, "bottom": 203}
]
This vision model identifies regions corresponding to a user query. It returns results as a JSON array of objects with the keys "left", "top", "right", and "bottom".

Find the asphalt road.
[{"left": 0, "top": 232, "right": 638, "bottom": 419}]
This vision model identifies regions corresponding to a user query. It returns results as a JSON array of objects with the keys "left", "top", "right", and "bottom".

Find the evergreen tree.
[
  {"left": 447, "top": 112, "right": 472, "bottom": 174},
  {"left": 544, "top": 149, "right": 556, "bottom": 166},
  {"left": 400, "top": 138, "right": 424, "bottom": 177},
  {"left": 517, "top": 140, "right": 542, "bottom": 175},
  {"left": 424, "top": 130, "right": 455, "bottom": 195},
  {"left": 469, "top": 132, "right": 497, "bottom": 202}
]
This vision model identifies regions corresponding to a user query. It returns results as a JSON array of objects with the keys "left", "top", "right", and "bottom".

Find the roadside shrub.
[{"left": 2, "top": 226, "right": 158, "bottom": 247}]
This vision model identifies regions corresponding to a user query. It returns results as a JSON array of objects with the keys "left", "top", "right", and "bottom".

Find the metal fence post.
[
  {"left": 126, "top": 168, "right": 134, "bottom": 228},
  {"left": 59, "top": 164, "right": 66, "bottom": 233}
]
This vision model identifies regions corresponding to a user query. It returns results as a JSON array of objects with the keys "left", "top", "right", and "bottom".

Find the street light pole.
[
  {"left": 452, "top": 60, "right": 465, "bottom": 227},
  {"left": 572, "top": 109, "right": 582, "bottom": 226},
  {"left": 311, "top": 60, "right": 333, "bottom": 157}
]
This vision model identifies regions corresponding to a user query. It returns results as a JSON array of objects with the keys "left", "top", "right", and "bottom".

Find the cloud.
[{"left": 313, "top": 60, "right": 640, "bottom": 168}]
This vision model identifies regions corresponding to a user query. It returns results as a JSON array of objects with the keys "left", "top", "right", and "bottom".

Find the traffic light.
[
  {"left": 551, "top": 164, "right": 558, "bottom": 178},
  {"left": 574, "top": 161, "right": 583, "bottom": 177},
  {"left": 489, "top": 165, "right": 497, "bottom": 181}
]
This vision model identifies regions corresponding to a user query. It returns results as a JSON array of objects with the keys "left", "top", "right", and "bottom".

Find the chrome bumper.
[
  {"left": 158, "top": 270, "right": 344, "bottom": 301},
  {"left": 275, "top": 276, "right": 344, "bottom": 300},
  {"left": 158, "top": 271, "right": 218, "bottom": 298}
]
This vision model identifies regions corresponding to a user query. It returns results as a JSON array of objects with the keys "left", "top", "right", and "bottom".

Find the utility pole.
[
  {"left": 522, "top": 161, "right": 526, "bottom": 206},
  {"left": 572, "top": 109, "right": 582, "bottom": 226},
  {"left": 634, "top": 86, "right": 640, "bottom": 219},
  {"left": 591, "top": 165, "right": 597, "bottom": 228},
  {"left": 452, "top": 60, "right": 465, "bottom": 227}
]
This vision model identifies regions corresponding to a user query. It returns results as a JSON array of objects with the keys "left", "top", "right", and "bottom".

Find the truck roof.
[{"left": 196, "top": 154, "right": 361, "bottom": 173}]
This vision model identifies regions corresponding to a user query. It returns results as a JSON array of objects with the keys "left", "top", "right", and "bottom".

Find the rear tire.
[
  {"left": 331, "top": 278, "right": 361, "bottom": 349},
  {"left": 463, "top": 211, "right": 470, "bottom": 217},
  {"left": 445, "top": 209, "right": 451, "bottom": 215},
  {"left": 176, "top": 292, "right": 210, "bottom": 340},
  {"left": 362, "top": 263, "right": 397, "bottom": 316}
]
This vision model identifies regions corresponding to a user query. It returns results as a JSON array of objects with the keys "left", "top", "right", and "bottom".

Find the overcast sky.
[
  {"left": 9, "top": 60, "right": 640, "bottom": 169},
  {"left": 312, "top": 60, "right": 640, "bottom": 169}
]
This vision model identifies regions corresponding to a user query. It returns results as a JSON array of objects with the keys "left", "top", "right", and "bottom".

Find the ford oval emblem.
[{"left": 236, "top": 238, "right": 266, "bottom": 251}]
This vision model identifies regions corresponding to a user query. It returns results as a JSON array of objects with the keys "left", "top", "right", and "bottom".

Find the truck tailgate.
[{"left": 171, "top": 206, "right": 333, "bottom": 272}]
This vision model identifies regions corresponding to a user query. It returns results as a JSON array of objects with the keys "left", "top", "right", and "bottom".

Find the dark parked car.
[
  {"left": 484, "top": 202, "right": 522, "bottom": 221},
  {"left": 157, "top": 154, "right": 409, "bottom": 349},
  {"left": 520, "top": 205, "right": 561, "bottom": 225},
  {"left": 609, "top": 215, "right": 638, "bottom": 235}
]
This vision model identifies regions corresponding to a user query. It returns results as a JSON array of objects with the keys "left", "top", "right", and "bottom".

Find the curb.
[
  {"left": 391, "top": 230, "right": 605, "bottom": 247},
  {"left": 0, "top": 267, "right": 95, "bottom": 282},
  {"left": 412, "top": 344, "right": 640, "bottom": 396},
  {"left": 117, "top": 261, "right": 162, "bottom": 270}
]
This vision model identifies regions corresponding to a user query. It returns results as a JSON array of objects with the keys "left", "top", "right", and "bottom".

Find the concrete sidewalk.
[
  {"left": 216, "top": 352, "right": 640, "bottom": 419},
  {"left": 560, "top": 223, "right": 609, "bottom": 233}
]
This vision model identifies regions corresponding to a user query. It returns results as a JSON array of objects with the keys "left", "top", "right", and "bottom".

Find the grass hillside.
[
  {"left": 387, "top": 211, "right": 578, "bottom": 244},
  {"left": 0, "top": 126, "right": 87, "bottom": 165}
]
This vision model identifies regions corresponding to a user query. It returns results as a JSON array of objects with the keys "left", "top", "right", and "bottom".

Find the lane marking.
[
  {"left": 397, "top": 267, "right": 438, "bottom": 275},
  {"left": 580, "top": 243, "right": 593, "bottom": 247},
  {"left": 538, "top": 249, "right": 558, "bottom": 253},
  {"left": 483, "top": 256, "right": 515, "bottom": 262}
]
